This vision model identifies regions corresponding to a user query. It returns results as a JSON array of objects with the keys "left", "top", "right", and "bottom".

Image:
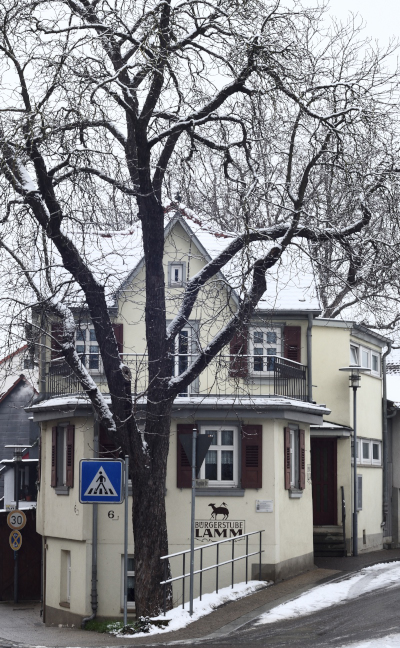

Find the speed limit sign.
[{"left": 7, "top": 510, "right": 27, "bottom": 530}]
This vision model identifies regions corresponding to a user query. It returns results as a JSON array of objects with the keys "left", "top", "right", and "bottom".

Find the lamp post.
[{"left": 339, "top": 367, "right": 370, "bottom": 556}]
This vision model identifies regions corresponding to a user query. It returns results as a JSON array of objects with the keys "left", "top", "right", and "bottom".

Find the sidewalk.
[{"left": 1, "top": 549, "right": 400, "bottom": 648}]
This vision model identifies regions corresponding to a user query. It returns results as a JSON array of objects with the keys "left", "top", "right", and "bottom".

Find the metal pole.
[
  {"left": 353, "top": 387, "right": 358, "bottom": 557},
  {"left": 189, "top": 427, "right": 197, "bottom": 616},
  {"left": 124, "top": 456, "right": 129, "bottom": 626},
  {"left": 14, "top": 455, "right": 19, "bottom": 604}
]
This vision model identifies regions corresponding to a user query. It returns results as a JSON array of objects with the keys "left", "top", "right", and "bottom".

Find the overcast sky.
[{"left": 326, "top": 0, "right": 400, "bottom": 44}]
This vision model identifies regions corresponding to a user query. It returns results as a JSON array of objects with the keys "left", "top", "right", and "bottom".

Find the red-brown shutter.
[
  {"left": 177, "top": 424, "right": 196, "bottom": 488},
  {"left": 229, "top": 329, "right": 248, "bottom": 378},
  {"left": 299, "top": 429, "right": 306, "bottom": 490},
  {"left": 112, "top": 323, "right": 123, "bottom": 358},
  {"left": 66, "top": 425, "right": 75, "bottom": 488},
  {"left": 284, "top": 427, "right": 291, "bottom": 490},
  {"left": 51, "top": 427, "right": 57, "bottom": 487},
  {"left": 241, "top": 425, "right": 262, "bottom": 488},
  {"left": 283, "top": 326, "right": 301, "bottom": 363},
  {"left": 51, "top": 323, "right": 63, "bottom": 362}
]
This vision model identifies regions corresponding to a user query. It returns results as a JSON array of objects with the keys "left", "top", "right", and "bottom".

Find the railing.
[
  {"left": 44, "top": 354, "right": 308, "bottom": 401},
  {"left": 160, "top": 530, "right": 264, "bottom": 615},
  {"left": 341, "top": 485, "right": 347, "bottom": 557}
]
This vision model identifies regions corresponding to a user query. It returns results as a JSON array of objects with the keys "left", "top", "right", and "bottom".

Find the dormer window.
[{"left": 169, "top": 263, "right": 184, "bottom": 286}]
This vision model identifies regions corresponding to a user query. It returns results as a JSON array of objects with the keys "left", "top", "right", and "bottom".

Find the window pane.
[
  {"left": 205, "top": 450, "right": 217, "bottom": 480},
  {"left": 350, "top": 345, "right": 359, "bottom": 365},
  {"left": 89, "top": 329, "right": 97, "bottom": 342},
  {"left": 205, "top": 430, "right": 218, "bottom": 445},
  {"left": 362, "top": 349, "right": 369, "bottom": 368},
  {"left": 253, "top": 331, "right": 263, "bottom": 344},
  {"left": 372, "top": 355, "right": 379, "bottom": 372},
  {"left": 89, "top": 346, "right": 99, "bottom": 370},
  {"left": 373, "top": 443, "right": 380, "bottom": 460},
  {"left": 266, "top": 331, "right": 277, "bottom": 344},
  {"left": 179, "top": 330, "right": 188, "bottom": 354},
  {"left": 76, "top": 330, "right": 86, "bottom": 341},
  {"left": 253, "top": 348, "right": 263, "bottom": 372},
  {"left": 127, "top": 575, "right": 135, "bottom": 602},
  {"left": 362, "top": 442, "right": 370, "bottom": 459},
  {"left": 221, "top": 430, "right": 233, "bottom": 446},
  {"left": 76, "top": 344, "right": 85, "bottom": 355},
  {"left": 267, "top": 348, "right": 276, "bottom": 371},
  {"left": 127, "top": 557, "right": 135, "bottom": 571},
  {"left": 221, "top": 451, "right": 233, "bottom": 480}
]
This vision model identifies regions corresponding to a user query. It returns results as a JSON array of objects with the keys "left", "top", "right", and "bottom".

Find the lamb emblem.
[{"left": 208, "top": 502, "right": 229, "bottom": 520}]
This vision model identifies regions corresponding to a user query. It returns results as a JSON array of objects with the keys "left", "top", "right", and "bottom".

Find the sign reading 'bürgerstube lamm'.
[{"left": 195, "top": 502, "right": 245, "bottom": 540}]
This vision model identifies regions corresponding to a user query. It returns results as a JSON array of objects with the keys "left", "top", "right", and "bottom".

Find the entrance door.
[{"left": 311, "top": 438, "right": 337, "bottom": 525}]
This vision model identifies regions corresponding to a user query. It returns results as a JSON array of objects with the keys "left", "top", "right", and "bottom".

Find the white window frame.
[
  {"left": 75, "top": 325, "right": 102, "bottom": 373},
  {"left": 199, "top": 426, "right": 238, "bottom": 487},
  {"left": 361, "top": 439, "right": 371, "bottom": 465},
  {"left": 354, "top": 438, "right": 382, "bottom": 466},
  {"left": 249, "top": 327, "right": 282, "bottom": 375},
  {"left": 169, "top": 263, "right": 184, "bottom": 286},
  {"left": 121, "top": 555, "right": 135, "bottom": 609},
  {"left": 372, "top": 440, "right": 382, "bottom": 466},
  {"left": 350, "top": 343, "right": 380, "bottom": 377}
]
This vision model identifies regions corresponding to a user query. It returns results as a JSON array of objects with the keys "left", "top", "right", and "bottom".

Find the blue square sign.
[{"left": 79, "top": 459, "right": 124, "bottom": 504}]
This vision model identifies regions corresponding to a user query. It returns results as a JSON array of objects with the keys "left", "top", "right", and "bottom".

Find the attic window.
[{"left": 169, "top": 263, "right": 184, "bottom": 286}]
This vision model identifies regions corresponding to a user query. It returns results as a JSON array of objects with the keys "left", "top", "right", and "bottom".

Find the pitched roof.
[{"left": 0, "top": 345, "right": 28, "bottom": 366}]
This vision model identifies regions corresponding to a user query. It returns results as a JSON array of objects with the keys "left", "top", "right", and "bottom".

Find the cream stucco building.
[{"left": 30, "top": 213, "right": 390, "bottom": 626}]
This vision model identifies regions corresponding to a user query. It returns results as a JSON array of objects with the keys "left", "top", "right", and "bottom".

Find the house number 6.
[{"left": 108, "top": 510, "right": 115, "bottom": 519}]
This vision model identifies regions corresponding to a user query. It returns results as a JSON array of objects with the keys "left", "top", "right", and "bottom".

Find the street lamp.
[{"left": 339, "top": 367, "right": 370, "bottom": 556}]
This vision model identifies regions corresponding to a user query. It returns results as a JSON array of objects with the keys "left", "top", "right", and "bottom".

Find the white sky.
[{"left": 327, "top": 0, "right": 400, "bottom": 45}]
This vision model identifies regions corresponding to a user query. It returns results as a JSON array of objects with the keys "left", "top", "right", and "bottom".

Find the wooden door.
[{"left": 311, "top": 438, "right": 337, "bottom": 525}]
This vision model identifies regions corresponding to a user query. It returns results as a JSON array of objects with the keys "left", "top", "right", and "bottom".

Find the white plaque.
[{"left": 256, "top": 500, "right": 273, "bottom": 513}]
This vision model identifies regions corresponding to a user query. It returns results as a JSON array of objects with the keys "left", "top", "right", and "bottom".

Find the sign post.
[
  {"left": 179, "top": 431, "right": 214, "bottom": 616},
  {"left": 123, "top": 456, "right": 129, "bottom": 626}
]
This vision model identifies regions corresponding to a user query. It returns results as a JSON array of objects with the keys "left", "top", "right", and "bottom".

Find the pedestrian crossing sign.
[{"left": 80, "top": 459, "right": 124, "bottom": 503}]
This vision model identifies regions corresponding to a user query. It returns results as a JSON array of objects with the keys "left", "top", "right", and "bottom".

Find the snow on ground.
[
  {"left": 258, "top": 562, "right": 400, "bottom": 626},
  {"left": 111, "top": 580, "right": 269, "bottom": 638},
  {"left": 338, "top": 635, "right": 400, "bottom": 648}
]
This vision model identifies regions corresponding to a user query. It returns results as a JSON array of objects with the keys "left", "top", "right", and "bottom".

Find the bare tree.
[{"left": 0, "top": 0, "right": 399, "bottom": 614}]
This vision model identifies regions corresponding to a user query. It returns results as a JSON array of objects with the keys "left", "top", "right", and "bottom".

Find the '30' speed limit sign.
[{"left": 7, "top": 510, "right": 27, "bottom": 530}]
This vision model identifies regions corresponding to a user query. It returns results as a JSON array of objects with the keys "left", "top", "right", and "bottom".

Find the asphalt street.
[{"left": 169, "top": 584, "right": 400, "bottom": 648}]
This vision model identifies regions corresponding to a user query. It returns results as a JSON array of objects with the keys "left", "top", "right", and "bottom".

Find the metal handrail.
[
  {"left": 160, "top": 529, "right": 264, "bottom": 615},
  {"left": 341, "top": 485, "right": 347, "bottom": 557}
]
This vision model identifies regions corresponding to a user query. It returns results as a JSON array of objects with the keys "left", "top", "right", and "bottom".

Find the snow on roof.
[{"left": 29, "top": 393, "right": 330, "bottom": 416}]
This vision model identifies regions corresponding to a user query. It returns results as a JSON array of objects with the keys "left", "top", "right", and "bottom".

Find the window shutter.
[
  {"left": 284, "top": 427, "right": 291, "bottom": 490},
  {"left": 112, "top": 323, "right": 124, "bottom": 358},
  {"left": 283, "top": 326, "right": 301, "bottom": 363},
  {"left": 299, "top": 429, "right": 306, "bottom": 490},
  {"left": 177, "top": 424, "right": 196, "bottom": 488},
  {"left": 229, "top": 329, "right": 248, "bottom": 378},
  {"left": 51, "top": 323, "right": 63, "bottom": 362},
  {"left": 241, "top": 425, "right": 262, "bottom": 488},
  {"left": 66, "top": 425, "right": 75, "bottom": 488},
  {"left": 51, "top": 427, "right": 57, "bottom": 487}
]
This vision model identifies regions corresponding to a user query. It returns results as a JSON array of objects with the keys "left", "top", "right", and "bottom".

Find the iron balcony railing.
[{"left": 44, "top": 354, "right": 308, "bottom": 401}]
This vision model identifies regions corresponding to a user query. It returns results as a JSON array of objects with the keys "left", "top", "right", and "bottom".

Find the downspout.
[
  {"left": 382, "top": 342, "right": 392, "bottom": 534},
  {"left": 307, "top": 314, "right": 313, "bottom": 403},
  {"left": 81, "top": 417, "right": 99, "bottom": 628}
]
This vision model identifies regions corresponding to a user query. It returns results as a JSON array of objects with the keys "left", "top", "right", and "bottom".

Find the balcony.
[{"left": 44, "top": 354, "right": 308, "bottom": 402}]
